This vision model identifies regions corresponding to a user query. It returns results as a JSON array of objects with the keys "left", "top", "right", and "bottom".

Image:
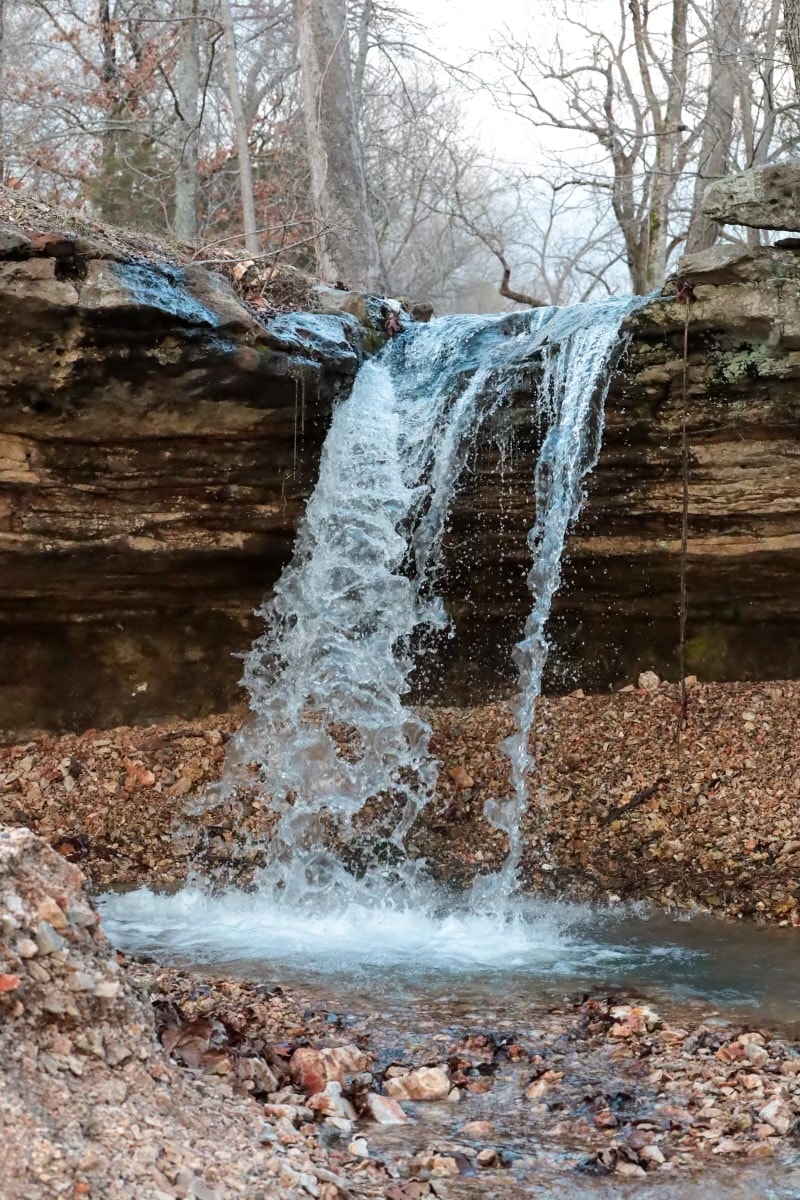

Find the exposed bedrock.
[
  {"left": 441, "top": 242, "right": 800, "bottom": 699},
  {"left": 0, "top": 223, "right": 377, "bottom": 731},
  {"left": 2, "top": 219, "right": 800, "bottom": 729}
]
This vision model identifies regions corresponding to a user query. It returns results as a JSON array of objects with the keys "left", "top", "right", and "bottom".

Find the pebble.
[{"left": 384, "top": 1066, "right": 451, "bottom": 1102}]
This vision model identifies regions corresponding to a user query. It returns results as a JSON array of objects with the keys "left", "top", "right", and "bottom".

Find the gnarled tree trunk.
[{"left": 294, "top": 0, "right": 386, "bottom": 290}]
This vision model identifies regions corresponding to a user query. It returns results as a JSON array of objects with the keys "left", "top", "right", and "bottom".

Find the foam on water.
[{"left": 98, "top": 886, "right": 674, "bottom": 976}]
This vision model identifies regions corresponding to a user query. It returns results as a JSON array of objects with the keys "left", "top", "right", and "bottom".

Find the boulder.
[{"left": 702, "top": 164, "right": 800, "bottom": 230}]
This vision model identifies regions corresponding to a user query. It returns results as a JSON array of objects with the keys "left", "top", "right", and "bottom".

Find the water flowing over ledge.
[{"left": 192, "top": 294, "right": 648, "bottom": 919}]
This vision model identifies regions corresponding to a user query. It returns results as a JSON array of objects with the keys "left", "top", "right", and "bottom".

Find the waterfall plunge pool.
[
  {"left": 99, "top": 888, "right": 800, "bottom": 1030},
  {"left": 99, "top": 889, "right": 800, "bottom": 1199}
]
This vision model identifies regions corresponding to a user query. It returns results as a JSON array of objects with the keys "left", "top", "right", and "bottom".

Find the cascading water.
[
  {"left": 206, "top": 295, "right": 646, "bottom": 912},
  {"left": 101, "top": 294, "right": 648, "bottom": 966}
]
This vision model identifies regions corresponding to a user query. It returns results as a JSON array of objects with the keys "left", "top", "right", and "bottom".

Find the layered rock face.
[
  {"left": 436, "top": 242, "right": 800, "bottom": 697},
  {"left": 0, "top": 224, "right": 371, "bottom": 730},
  {"left": 2, "top": 210, "right": 800, "bottom": 729}
]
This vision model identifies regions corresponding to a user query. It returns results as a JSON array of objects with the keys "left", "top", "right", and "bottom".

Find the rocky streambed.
[
  {"left": 3, "top": 826, "right": 800, "bottom": 1200},
  {"left": 2, "top": 678, "right": 800, "bottom": 1197}
]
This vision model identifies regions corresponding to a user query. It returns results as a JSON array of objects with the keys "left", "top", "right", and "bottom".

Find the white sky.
[{"left": 407, "top": 0, "right": 545, "bottom": 163}]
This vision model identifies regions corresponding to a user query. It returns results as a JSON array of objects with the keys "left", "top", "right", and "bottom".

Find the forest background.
[{"left": 2, "top": 0, "right": 800, "bottom": 307}]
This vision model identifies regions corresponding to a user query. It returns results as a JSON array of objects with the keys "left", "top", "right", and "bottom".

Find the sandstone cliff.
[
  {"left": 2, "top": 209, "right": 800, "bottom": 730},
  {"left": 442, "top": 243, "right": 800, "bottom": 697},
  {"left": 0, "top": 216, "right": 375, "bottom": 730}
]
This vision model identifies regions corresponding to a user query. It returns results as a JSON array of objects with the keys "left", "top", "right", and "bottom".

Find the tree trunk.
[
  {"left": 685, "top": 0, "right": 739, "bottom": 254},
  {"left": 0, "top": 0, "right": 5, "bottom": 184},
  {"left": 785, "top": 0, "right": 800, "bottom": 102},
  {"left": 294, "top": 0, "right": 386, "bottom": 290},
  {"left": 219, "top": 0, "right": 259, "bottom": 254},
  {"left": 174, "top": 0, "right": 200, "bottom": 244},
  {"left": 639, "top": 0, "right": 688, "bottom": 289}
]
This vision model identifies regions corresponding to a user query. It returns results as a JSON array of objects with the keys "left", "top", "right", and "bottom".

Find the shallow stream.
[{"left": 101, "top": 892, "right": 800, "bottom": 1198}]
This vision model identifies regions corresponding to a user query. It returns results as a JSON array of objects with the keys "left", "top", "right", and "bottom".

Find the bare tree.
[
  {"left": 0, "top": 0, "right": 5, "bottom": 184},
  {"left": 294, "top": 0, "right": 385, "bottom": 288},
  {"left": 497, "top": 0, "right": 693, "bottom": 294},
  {"left": 218, "top": 0, "right": 259, "bottom": 254},
  {"left": 174, "top": 0, "right": 200, "bottom": 242},
  {"left": 785, "top": 0, "right": 800, "bottom": 101},
  {"left": 685, "top": 0, "right": 740, "bottom": 252}
]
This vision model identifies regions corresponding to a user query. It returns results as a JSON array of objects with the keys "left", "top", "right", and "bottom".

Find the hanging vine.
[{"left": 675, "top": 280, "right": 696, "bottom": 756}]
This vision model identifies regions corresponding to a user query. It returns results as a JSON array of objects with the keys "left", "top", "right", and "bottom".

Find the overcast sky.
[{"left": 406, "top": 0, "right": 553, "bottom": 166}]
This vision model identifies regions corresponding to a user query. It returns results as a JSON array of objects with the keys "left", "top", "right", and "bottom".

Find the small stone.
[
  {"left": 17, "top": 937, "right": 38, "bottom": 958},
  {"left": 744, "top": 1042, "right": 769, "bottom": 1067},
  {"left": 638, "top": 670, "right": 661, "bottom": 691},
  {"left": 0, "top": 973, "right": 20, "bottom": 991},
  {"left": 348, "top": 1137, "right": 369, "bottom": 1158},
  {"left": 364, "top": 1092, "right": 412, "bottom": 1125},
  {"left": 713, "top": 1138, "right": 745, "bottom": 1155},
  {"left": 325, "top": 1116, "right": 353, "bottom": 1135},
  {"left": 476, "top": 1148, "right": 498, "bottom": 1168},
  {"left": 615, "top": 1160, "right": 646, "bottom": 1178},
  {"left": 639, "top": 1145, "right": 666, "bottom": 1167},
  {"left": 460, "top": 1120, "right": 496, "bottom": 1138},
  {"left": 0, "top": 223, "right": 31, "bottom": 256},
  {"left": 68, "top": 971, "right": 96, "bottom": 991},
  {"left": 93, "top": 979, "right": 120, "bottom": 999},
  {"left": 307, "top": 1081, "right": 357, "bottom": 1121},
  {"left": 447, "top": 765, "right": 474, "bottom": 790},
  {"left": 758, "top": 1099, "right": 794, "bottom": 1135},
  {"left": 384, "top": 1065, "right": 451, "bottom": 1102},
  {"left": 189, "top": 1179, "right": 221, "bottom": 1200},
  {"left": 36, "top": 921, "right": 66, "bottom": 955},
  {"left": 429, "top": 1156, "right": 460, "bottom": 1177},
  {"left": 37, "top": 897, "right": 68, "bottom": 931}
]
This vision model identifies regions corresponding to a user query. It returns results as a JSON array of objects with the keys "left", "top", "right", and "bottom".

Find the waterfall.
[{"left": 211, "top": 296, "right": 646, "bottom": 911}]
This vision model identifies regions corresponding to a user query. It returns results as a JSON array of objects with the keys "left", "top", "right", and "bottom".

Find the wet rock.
[
  {"left": 384, "top": 1065, "right": 451, "bottom": 1102},
  {"left": 307, "top": 1081, "right": 357, "bottom": 1121},
  {"left": 460, "top": 1120, "right": 496, "bottom": 1139},
  {"left": 289, "top": 1044, "right": 370, "bottom": 1097},
  {"left": 363, "top": 1092, "right": 413, "bottom": 1125}
]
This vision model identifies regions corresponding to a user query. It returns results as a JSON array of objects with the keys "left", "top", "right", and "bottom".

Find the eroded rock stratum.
[{"left": 1, "top": 217, "right": 800, "bottom": 730}]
